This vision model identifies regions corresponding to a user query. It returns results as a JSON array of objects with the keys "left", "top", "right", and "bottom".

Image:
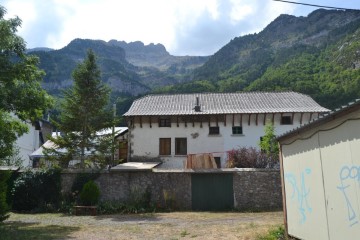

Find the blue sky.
[{"left": 2, "top": 0, "right": 360, "bottom": 56}]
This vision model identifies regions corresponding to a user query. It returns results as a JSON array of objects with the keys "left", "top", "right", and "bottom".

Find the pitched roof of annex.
[{"left": 123, "top": 92, "right": 329, "bottom": 116}]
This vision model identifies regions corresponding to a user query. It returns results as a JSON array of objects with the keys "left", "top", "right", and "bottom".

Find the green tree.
[
  {"left": 0, "top": 6, "right": 52, "bottom": 162},
  {"left": 259, "top": 121, "right": 279, "bottom": 157},
  {"left": 46, "top": 50, "right": 113, "bottom": 169}
]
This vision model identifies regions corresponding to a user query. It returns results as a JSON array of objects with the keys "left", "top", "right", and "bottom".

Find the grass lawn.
[{"left": 2, "top": 211, "right": 284, "bottom": 240}]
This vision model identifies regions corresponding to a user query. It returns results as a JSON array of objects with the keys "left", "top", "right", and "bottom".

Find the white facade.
[
  {"left": 129, "top": 112, "right": 317, "bottom": 168},
  {"left": 15, "top": 122, "right": 40, "bottom": 168}
]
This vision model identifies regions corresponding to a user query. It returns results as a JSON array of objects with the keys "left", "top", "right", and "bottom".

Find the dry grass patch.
[{"left": 4, "top": 211, "right": 283, "bottom": 240}]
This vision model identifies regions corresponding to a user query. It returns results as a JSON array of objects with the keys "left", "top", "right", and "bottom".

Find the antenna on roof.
[{"left": 194, "top": 97, "right": 201, "bottom": 112}]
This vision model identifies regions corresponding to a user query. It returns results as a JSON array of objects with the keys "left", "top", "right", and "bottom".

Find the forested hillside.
[
  {"left": 157, "top": 9, "right": 360, "bottom": 109},
  {"left": 30, "top": 9, "right": 360, "bottom": 115}
]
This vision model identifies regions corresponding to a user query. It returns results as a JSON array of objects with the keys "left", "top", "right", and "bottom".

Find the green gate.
[{"left": 191, "top": 173, "right": 234, "bottom": 211}]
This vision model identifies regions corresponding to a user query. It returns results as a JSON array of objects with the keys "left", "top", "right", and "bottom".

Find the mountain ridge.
[{"left": 30, "top": 8, "right": 360, "bottom": 112}]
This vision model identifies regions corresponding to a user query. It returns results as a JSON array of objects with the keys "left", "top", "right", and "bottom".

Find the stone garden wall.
[{"left": 61, "top": 169, "right": 282, "bottom": 210}]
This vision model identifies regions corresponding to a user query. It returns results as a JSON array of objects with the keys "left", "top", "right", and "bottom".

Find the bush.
[
  {"left": 226, "top": 147, "right": 278, "bottom": 168},
  {"left": 71, "top": 172, "right": 99, "bottom": 194},
  {"left": 98, "top": 201, "right": 126, "bottom": 214},
  {"left": 11, "top": 168, "right": 61, "bottom": 212},
  {"left": 0, "top": 170, "right": 11, "bottom": 222},
  {"left": 79, "top": 180, "right": 100, "bottom": 206}
]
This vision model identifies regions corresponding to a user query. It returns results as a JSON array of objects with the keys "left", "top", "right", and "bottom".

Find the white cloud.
[{"left": 2, "top": 0, "right": 359, "bottom": 55}]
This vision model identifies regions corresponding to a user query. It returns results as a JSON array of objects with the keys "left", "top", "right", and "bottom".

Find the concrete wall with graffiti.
[{"left": 280, "top": 109, "right": 360, "bottom": 240}]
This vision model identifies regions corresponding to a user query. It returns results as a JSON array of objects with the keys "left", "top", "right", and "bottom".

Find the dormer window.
[{"left": 159, "top": 118, "right": 171, "bottom": 127}]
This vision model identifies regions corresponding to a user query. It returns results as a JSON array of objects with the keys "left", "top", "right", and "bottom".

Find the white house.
[
  {"left": 123, "top": 92, "right": 329, "bottom": 169},
  {"left": 30, "top": 127, "right": 128, "bottom": 168},
  {"left": 14, "top": 119, "right": 52, "bottom": 168}
]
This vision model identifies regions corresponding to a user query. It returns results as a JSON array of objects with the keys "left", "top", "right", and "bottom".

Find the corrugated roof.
[
  {"left": 124, "top": 92, "right": 329, "bottom": 116},
  {"left": 277, "top": 98, "right": 360, "bottom": 141}
]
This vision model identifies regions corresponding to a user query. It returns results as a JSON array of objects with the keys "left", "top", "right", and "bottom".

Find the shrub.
[
  {"left": 226, "top": 147, "right": 278, "bottom": 168},
  {"left": 98, "top": 201, "right": 126, "bottom": 214},
  {"left": 11, "top": 168, "right": 61, "bottom": 212},
  {"left": 69, "top": 172, "right": 100, "bottom": 204},
  {"left": 79, "top": 180, "right": 100, "bottom": 206},
  {"left": 0, "top": 170, "right": 11, "bottom": 222},
  {"left": 257, "top": 225, "right": 286, "bottom": 240}
]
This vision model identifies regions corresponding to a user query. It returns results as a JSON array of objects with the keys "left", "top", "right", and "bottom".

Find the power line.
[{"left": 273, "top": 0, "right": 360, "bottom": 11}]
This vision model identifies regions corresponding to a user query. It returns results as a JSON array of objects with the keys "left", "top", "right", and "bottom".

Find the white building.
[
  {"left": 30, "top": 127, "right": 128, "bottom": 168},
  {"left": 124, "top": 92, "right": 329, "bottom": 169},
  {"left": 15, "top": 120, "right": 52, "bottom": 168}
]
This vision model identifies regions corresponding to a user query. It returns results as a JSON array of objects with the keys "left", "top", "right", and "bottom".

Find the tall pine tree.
[{"left": 47, "top": 50, "right": 113, "bottom": 169}]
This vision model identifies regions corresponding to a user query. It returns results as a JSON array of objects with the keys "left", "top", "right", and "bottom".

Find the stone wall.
[
  {"left": 61, "top": 169, "right": 282, "bottom": 210},
  {"left": 233, "top": 169, "right": 282, "bottom": 210}
]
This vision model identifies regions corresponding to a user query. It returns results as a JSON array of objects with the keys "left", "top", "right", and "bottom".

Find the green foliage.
[
  {"left": 79, "top": 180, "right": 100, "bottom": 206},
  {"left": 11, "top": 168, "right": 61, "bottom": 212},
  {"left": 0, "top": 170, "right": 11, "bottom": 222},
  {"left": 0, "top": 111, "right": 28, "bottom": 162},
  {"left": 257, "top": 225, "right": 286, "bottom": 240},
  {"left": 45, "top": 50, "right": 113, "bottom": 168},
  {"left": 259, "top": 122, "right": 279, "bottom": 157},
  {"left": 0, "top": 5, "right": 52, "bottom": 161},
  {"left": 164, "top": 10, "right": 360, "bottom": 110},
  {"left": 71, "top": 172, "right": 100, "bottom": 194}
]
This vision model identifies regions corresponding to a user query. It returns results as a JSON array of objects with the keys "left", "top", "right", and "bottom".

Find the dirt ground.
[{"left": 5, "top": 211, "right": 284, "bottom": 240}]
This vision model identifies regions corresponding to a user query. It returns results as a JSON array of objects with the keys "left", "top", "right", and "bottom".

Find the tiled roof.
[
  {"left": 124, "top": 92, "right": 329, "bottom": 116},
  {"left": 277, "top": 98, "right": 360, "bottom": 141}
]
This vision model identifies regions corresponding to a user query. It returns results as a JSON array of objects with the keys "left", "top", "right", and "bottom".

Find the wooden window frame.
[
  {"left": 159, "top": 138, "right": 171, "bottom": 155},
  {"left": 175, "top": 138, "right": 187, "bottom": 155}
]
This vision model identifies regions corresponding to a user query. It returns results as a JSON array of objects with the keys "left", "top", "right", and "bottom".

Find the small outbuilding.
[{"left": 278, "top": 99, "right": 360, "bottom": 240}]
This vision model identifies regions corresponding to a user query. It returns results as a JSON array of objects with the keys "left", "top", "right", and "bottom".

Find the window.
[
  {"left": 175, "top": 138, "right": 187, "bottom": 155},
  {"left": 214, "top": 157, "right": 221, "bottom": 168},
  {"left": 159, "top": 118, "right": 171, "bottom": 127},
  {"left": 232, "top": 126, "right": 243, "bottom": 134},
  {"left": 159, "top": 138, "right": 171, "bottom": 155},
  {"left": 281, "top": 116, "right": 292, "bottom": 125},
  {"left": 209, "top": 126, "right": 220, "bottom": 135}
]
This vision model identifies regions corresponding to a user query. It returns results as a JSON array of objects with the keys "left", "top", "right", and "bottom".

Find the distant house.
[
  {"left": 123, "top": 92, "right": 329, "bottom": 169},
  {"left": 30, "top": 127, "right": 128, "bottom": 168},
  {"left": 277, "top": 99, "right": 360, "bottom": 240},
  {"left": 14, "top": 119, "right": 52, "bottom": 168}
]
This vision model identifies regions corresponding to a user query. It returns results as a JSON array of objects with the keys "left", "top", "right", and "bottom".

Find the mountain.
[
  {"left": 31, "top": 39, "right": 209, "bottom": 97},
  {"left": 32, "top": 9, "right": 360, "bottom": 113},
  {"left": 108, "top": 40, "right": 209, "bottom": 71},
  {"left": 159, "top": 9, "right": 360, "bottom": 109}
]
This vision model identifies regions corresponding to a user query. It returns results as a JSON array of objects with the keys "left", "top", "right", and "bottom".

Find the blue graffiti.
[
  {"left": 285, "top": 168, "right": 312, "bottom": 224},
  {"left": 338, "top": 165, "right": 360, "bottom": 227}
]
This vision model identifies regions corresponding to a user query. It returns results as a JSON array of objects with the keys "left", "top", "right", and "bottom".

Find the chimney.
[{"left": 194, "top": 96, "right": 201, "bottom": 112}]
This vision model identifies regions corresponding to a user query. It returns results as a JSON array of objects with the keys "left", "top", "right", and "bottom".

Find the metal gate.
[{"left": 191, "top": 173, "right": 234, "bottom": 211}]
